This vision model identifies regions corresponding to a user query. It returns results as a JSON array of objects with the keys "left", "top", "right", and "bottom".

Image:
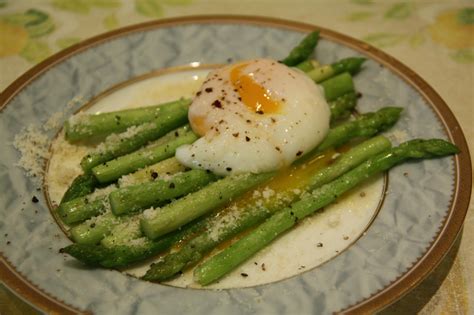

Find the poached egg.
[{"left": 176, "top": 59, "right": 330, "bottom": 175}]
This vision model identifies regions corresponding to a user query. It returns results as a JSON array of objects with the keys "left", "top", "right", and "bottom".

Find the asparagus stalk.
[
  {"left": 70, "top": 158, "right": 187, "bottom": 244},
  {"left": 294, "top": 59, "right": 320, "bottom": 72},
  {"left": 194, "top": 139, "right": 459, "bottom": 285},
  {"left": 92, "top": 130, "right": 198, "bottom": 183},
  {"left": 118, "top": 157, "right": 186, "bottom": 187},
  {"left": 140, "top": 172, "right": 275, "bottom": 240},
  {"left": 141, "top": 136, "right": 391, "bottom": 281},
  {"left": 80, "top": 105, "right": 189, "bottom": 172},
  {"left": 65, "top": 99, "right": 191, "bottom": 142},
  {"left": 319, "top": 72, "right": 355, "bottom": 102},
  {"left": 59, "top": 169, "right": 216, "bottom": 226},
  {"left": 60, "top": 173, "right": 99, "bottom": 203},
  {"left": 306, "top": 57, "right": 366, "bottom": 83},
  {"left": 280, "top": 31, "right": 319, "bottom": 66},
  {"left": 62, "top": 107, "right": 402, "bottom": 268},
  {"left": 328, "top": 92, "right": 358, "bottom": 123},
  {"left": 57, "top": 194, "right": 110, "bottom": 226},
  {"left": 299, "top": 107, "right": 402, "bottom": 163},
  {"left": 110, "top": 169, "right": 219, "bottom": 216}
]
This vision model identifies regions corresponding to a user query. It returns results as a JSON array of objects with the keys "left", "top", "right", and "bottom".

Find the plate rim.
[{"left": 0, "top": 14, "right": 471, "bottom": 315}]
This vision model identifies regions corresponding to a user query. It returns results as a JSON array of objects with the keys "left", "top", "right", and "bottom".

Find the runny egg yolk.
[
  {"left": 176, "top": 58, "right": 330, "bottom": 175},
  {"left": 230, "top": 62, "right": 281, "bottom": 115}
]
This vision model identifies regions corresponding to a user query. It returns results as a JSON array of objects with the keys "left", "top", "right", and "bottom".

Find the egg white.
[{"left": 176, "top": 59, "right": 330, "bottom": 175}]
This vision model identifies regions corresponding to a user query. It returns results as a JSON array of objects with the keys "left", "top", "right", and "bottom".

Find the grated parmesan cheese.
[{"left": 13, "top": 126, "right": 50, "bottom": 180}]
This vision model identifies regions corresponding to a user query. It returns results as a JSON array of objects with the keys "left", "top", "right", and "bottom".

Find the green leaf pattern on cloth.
[
  {"left": 56, "top": 37, "right": 81, "bottom": 49},
  {"left": 384, "top": 2, "right": 413, "bottom": 20},
  {"left": 135, "top": 0, "right": 164, "bottom": 18},
  {"left": 362, "top": 32, "right": 405, "bottom": 48},
  {"left": 20, "top": 39, "right": 51, "bottom": 63},
  {"left": 103, "top": 13, "right": 119, "bottom": 30},
  {"left": 450, "top": 49, "right": 474, "bottom": 63}
]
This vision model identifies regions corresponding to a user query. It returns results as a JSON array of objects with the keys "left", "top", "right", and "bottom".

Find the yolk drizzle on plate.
[
  {"left": 230, "top": 63, "right": 281, "bottom": 114},
  {"left": 210, "top": 148, "right": 337, "bottom": 252}
]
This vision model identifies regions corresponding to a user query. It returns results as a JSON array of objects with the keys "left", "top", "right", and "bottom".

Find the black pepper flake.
[
  {"left": 90, "top": 223, "right": 96, "bottom": 228},
  {"left": 256, "top": 110, "right": 264, "bottom": 115},
  {"left": 240, "top": 273, "right": 248, "bottom": 277},
  {"left": 246, "top": 119, "right": 251, "bottom": 123},
  {"left": 275, "top": 146, "right": 281, "bottom": 152},
  {"left": 32, "top": 196, "right": 39, "bottom": 203},
  {"left": 219, "top": 119, "right": 224, "bottom": 124},
  {"left": 261, "top": 263, "right": 266, "bottom": 271},
  {"left": 205, "top": 87, "right": 213, "bottom": 93},
  {"left": 232, "top": 132, "right": 239, "bottom": 138},
  {"left": 196, "top": 91, "right": 202, "bottom": 96},
  {"left": 151, "top": 172, "right": 159, "bottom": 179},
  {"left": 271, "top": 118, "right": 276, "bottom": 123},
  {"left": 226, "top": 167, "right": 232, "bottom": 172},
  {"left": 316, "top": 242, "right": 323, "bottom": 247},
  {"left": 245, "top": 136, "right": 250, "bottom": 142},
  {"left": 212, "top": 100, "right": 223, "bottom": 109},
  {"left": 4, "top": 234, "right": 7, "bottom": 237},
  {"left": 169, "top": 183, "right": 175, "bottom": 189},
  {"left": 403, "top": 172, "right": 408, "bottom": 177},
  {"left": 6, "top": 241, "right": 11, "bottom": 245},
  {"left": 356, "top": 92, "right": 363, "bottom": 98},
  {"left": 296, "top": 151, "right": 303, "bottom": 157},
  {"left": 174, "top": 131, "right": 179, "bottom": 137},
  {"left": 254, "top": 262, "right": 258, "bottom": 265},
  {"left": 206, "top": 169, "right": 212, "bottom": 174}
]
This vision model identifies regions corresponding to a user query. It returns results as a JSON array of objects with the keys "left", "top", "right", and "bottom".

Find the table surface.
[{"left": 0, "top": 1, "right": 472, "bottom": 314}]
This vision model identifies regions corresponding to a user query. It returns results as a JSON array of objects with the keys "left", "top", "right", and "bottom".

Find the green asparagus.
[
  {"left": 110, "top": 169, "right": 219, "bottom": 215},
  {"left": 142, "top": 136, "right": 391, "bottom": 281},
  {"left": 319, "top": 72, "right": 355, "bottom": 102},
  {"left": 306, "top": 57, "right": 366, "bottom": 83},
  {"left": 92, "top": 130, "right": 198, "bottom": 183},
  {"left": 280, "top": 31, "right": 319, "bottom": 66},
  {"left": 80, "top": 104, "right": 189, "bottom": 172},
  {"left": 194, "top": 139, "right": 460, "bottom": 285},
  {"left": 60, "top": 173, "right": 99, "bottom": 203},
  {"left": 63, "top": 106, "right": 402, "bottom": 268},
  {"left": 65, "top": 99, "right": 191, "bottom": 142},
  {"left": 328, "top": 92, "right": 358, "bottom": 122},
  {"left": 295, "top": 59, "right": 320, "bottom": 72},
  {"left": 140, "top": 172, "right": 275, "bottom": 240}
]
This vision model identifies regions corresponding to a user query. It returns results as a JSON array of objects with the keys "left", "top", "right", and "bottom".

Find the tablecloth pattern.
[{"left": 0, "top": 0, "right": 472, "bottom": 314}]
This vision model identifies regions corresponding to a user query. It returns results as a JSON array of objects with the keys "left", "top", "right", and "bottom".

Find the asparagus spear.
[
  {"left": 65, "top": 99, "right": 191, "bottom": 142},
  {"left": 319, "top": 72, "right": 355, "bottom": 102},
  {"left": 140, "top": 172, "right": 275, "bottom": 240},
  {"left": 58, "top": 169, "right": 216, "bottom": 226},
  {"left": 294, "top": 59, "right": 320, "bottom": 72},
  {"left": 141, "top": 136, "right": 391, "bottom": 281},
  {"left": 61, "top": 107, "right": 402, "bottom": 267},
  {"left": 299, "top": 107, "right": 402, "bottom": 162},
  {"left": 110, "top": 169, "right": 219, "bottom": 216},
  {"left": 306, "top": 57, "right": 366, "bottom": 83},
  {"left": 80, "top": 105, "right": 189, "bottom": 172},
  {"left": 60, "top": 173, "right": 99, "bottom": 203},
  {"left": 194, "top": 139, "right": 460, "bottom": 285},
  {"left": 92, "top": 130, "right": 198, "bottom": 183},
  {"left": 57, "top": 195, "right": 109, "bottom": 225},
  {"left": 328, "top": 92, "right": 358, "bottom": 123},
  {"left": 70, "top": 158, "right": 187, "bottom": 244},
  {"left": 118, "top": 157, "right": 186, "bottom": 187},
  {"left": 280, "top": 31, "right": 320, "bottom": 66}
]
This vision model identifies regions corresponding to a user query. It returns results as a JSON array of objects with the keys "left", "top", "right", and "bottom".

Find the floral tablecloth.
[{"left": 0, "top": 0, "right": 472, "bottom": 314}]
